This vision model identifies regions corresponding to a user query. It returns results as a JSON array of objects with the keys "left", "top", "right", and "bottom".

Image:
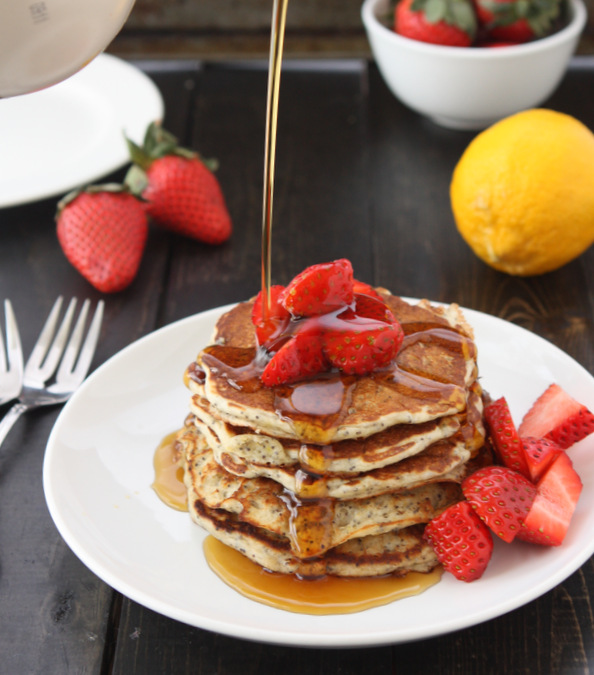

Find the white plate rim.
[
  {"left": 42, "top": 300, "right": 594, "bottom": 647},
  {"left": 0, "top": 53, "right": 164, "bottom": 209}
]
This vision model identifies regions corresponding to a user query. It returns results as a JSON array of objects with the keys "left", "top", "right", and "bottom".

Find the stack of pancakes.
[{"left": 177, "top": 290, "right": 489, "bottom": 578}]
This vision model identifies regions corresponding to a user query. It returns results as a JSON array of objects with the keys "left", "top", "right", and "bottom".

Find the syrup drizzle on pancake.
[{"left": 198, "top": 311, "right": 472, "bottom": 445}]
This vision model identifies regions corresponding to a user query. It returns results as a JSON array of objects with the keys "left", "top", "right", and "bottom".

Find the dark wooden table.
[{"left": 1, "top": 55, "right": 594, "bottom": 674}]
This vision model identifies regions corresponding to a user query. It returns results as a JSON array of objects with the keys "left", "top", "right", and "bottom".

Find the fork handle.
[{"left": 0, "top": 402, "right": 29, "bottom": 449}]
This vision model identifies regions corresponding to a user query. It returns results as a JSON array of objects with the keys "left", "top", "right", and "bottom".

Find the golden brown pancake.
[
  {"left": 189, "top": 381, "right": 484, "bottom": 485},
  {"left": 189, "top": 418, "right": 474, "bottom": 501},
  {"left": 177, "top": 292, "right": 485, "bottom": 580},
  {"left": 187, "top": 498, "right": 439, "bottom": 577},
  {"left": 187, "top": 293, "right": 479, "bottom": 444},
  {"left": 190, "top": 395, "right": 462, "bottom": 474},
  {"left": 181, "top": 424, "right": 463, "bottom": 559}
]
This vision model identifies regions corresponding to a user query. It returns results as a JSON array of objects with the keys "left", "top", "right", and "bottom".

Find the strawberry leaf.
[{"left": 423, "top": 0, "right": 448, "bottom": 23}]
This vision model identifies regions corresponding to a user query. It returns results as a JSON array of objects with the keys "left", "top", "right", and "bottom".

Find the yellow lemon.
[{"left": 450, "top": 109, "right": 594, "bottom": 276}]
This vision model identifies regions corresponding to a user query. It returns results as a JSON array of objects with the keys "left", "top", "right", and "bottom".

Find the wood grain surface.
[{"left": 0, "top": 57, "right": 593, "bottom": 674}]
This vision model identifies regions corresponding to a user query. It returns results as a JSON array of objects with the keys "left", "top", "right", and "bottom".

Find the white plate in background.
[{"left": 0, "top": 54, "right": 164, "bottom": 208}]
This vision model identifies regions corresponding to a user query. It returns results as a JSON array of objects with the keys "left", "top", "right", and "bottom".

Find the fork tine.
[
  {"left": 25, "top": 297, "right": 77, "bottom": 383},
  {"left": 55, "top": 300, "right": 104, "bottom": 387},
  {"left": 0, "top": 305, "right": 6, "bottom": 373},
  {"left": 24, "top": 296, "right": 64, "bottom": 373},
  {"left": 1, "top": 300, "right": 23, "bottom": 372},
  {"left": 53, "top": 299, "right": 90, "bottom": 380},
  {"left": 4, "top": 300, "right": 23, "bottom": 378}
]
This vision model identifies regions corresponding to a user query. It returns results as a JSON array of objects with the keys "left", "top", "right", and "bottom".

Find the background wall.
[{"left": 109, "top": 0, "right": 594, "bottom": 60}]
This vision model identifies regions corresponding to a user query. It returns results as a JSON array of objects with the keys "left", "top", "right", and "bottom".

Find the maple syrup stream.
[
  {"left": 152, "top": 0, "right": 443, "bottom": 613},
  {"left": 261, "top": 0, "right": 289, "bottom": 319}
]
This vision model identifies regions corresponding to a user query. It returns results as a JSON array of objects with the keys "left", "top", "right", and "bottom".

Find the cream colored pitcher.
[{"left": 0, "top": 0, "right": 136, "bottom": 97}]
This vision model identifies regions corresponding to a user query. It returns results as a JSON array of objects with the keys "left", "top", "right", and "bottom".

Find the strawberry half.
[
  {"left": 522, "top": 437, "right": 563, "bottom": 483},
  {"left": 251, "top": 285, "right": 290, "bottom": 348},
  {"left": 56, "top": 185, "right": 148, "bottom": 293},
  {"left": 423, "top": 500, "right": 493, "bottom": 582},
  {"left": 261, "top": 332, "right": 327, "bottom": 387},
  {"left": 517, "top": 452, "right": 583, "bottom": 546},
  {"left": 518, "top": 384, "right": 594, "bottom": 449},
  {"left": 462, "top": 466, "right": 537, "bottom": 543},
  {"left": 484, "top": 397, "right": 530, "bottom": 478},
  {"left": 352, "top": 279, "right": 384, "bottom": 302},
  {"left": 323, "top": 310, "right": 403, "bottom": 376},
  {"left": 282, "top": 259, "right": 354, "bottom": 317},
  {"left": 354, "top": 293, "right": 398, "bottom": 324}
]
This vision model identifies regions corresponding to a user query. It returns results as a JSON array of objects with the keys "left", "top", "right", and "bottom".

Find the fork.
[
  {"left": 0, "top": 300, "right": 24, "bottom": 405},
  {"left": 0, "top": 297, "right": 104, "bottom": 449}
]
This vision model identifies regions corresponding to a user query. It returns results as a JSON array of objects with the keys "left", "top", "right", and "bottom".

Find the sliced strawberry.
[
  {"left": 352, "top": 279, "right": 383, "bottom": 302},
  {"left": 423, "top": 501, "right": 493, "bottom": 582},
  {"left": 261, "top": 332, "right": 327, "bottom": 387},
  {"left": 282, "top": 259, "right": 354, "bottom": 317},
  {"left": 462, "top": 466, "right": 537, "bottom": 543},
  {"left": 484, "top": 397, "right": 530, "bottom": 478},
  {"left": 522, "top": 437, "right": 563, "bottom": 483},
  {"left": 518, "top": 384, "right": 594, "bottom": 449},
  {"left": 251, "top": 285, "right": 290, "bottom": 348},
  {"left": 354, "top": 293, "right": 398, "bottom": 324},
  {"left": 517, "top": 452, "right": 583, "bottom": 546},
  {"left": 323, "top": 309, "right": 404, "bottom": 376}
]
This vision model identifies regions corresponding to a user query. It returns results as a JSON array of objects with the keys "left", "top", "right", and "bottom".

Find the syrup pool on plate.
[
  {"left": 152, "top": 430, "right": 187, "bottom": 511},
  {"left": 152, "top": 432, "right": 443, "bottom": 614}
]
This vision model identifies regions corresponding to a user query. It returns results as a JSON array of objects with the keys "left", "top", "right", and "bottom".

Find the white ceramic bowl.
[{"left": 362, "top": 0, "right": 587, "bottom": 129}]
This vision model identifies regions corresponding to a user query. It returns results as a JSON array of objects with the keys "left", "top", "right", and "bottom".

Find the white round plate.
[
  {"left": 43, "top": 302, "right": 594, "bottom": 647},
  {"left": 0, "top": 54, "right": 164, "bottom": 208}
]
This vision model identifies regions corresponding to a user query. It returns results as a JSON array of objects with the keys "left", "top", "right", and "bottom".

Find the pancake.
[
  {"left": 190, "top": 394, "right": 463, "bottom": 475},
  {"left": 189, "top": 381, "right": 484, "bottom": 484},
  {"left": 188, "top": 496, "right": 439, "bottom": 577},
  {"left": 182, "top": 428, "right": 470, "bottom": 522},
  {"left": 182, "top": 424, "right": 464, "bottom": 550},
  {"left": 187, "top": 293, "right": 479, "bottom": 445},
  {"left": 175, "top": 290, "right": 486, "bottom": 583}
]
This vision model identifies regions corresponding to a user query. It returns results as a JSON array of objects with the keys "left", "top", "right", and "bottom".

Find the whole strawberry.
[
  {"left": 126, "top": 123, "right": 232, "bottom": 245},
  {"left": 473, "top": 0, "right": 561, "bottom": 43},
  {"left": 56, "top": 186, "right": 148, "bottom": 293},
  {"left": 395, "top": 0, "right": 478, "bottom": 46}
]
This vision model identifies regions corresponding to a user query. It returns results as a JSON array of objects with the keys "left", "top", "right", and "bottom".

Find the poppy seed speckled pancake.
[
  {"left": 181, "top": 426, "right": 448, "bottom": 572},
  {"left": 188, "top": 381, "right": 484, "bottom": 485},
  {"left": 189, "top": 394, "right": 462, "bottom": 474},
  {"left": 187, "top": 498, "right": 439, "bottom": 577},
  {"left": 186, "top": 293, "right": 479, "bottom": 445},
  {"left": 182, "top": 418, "right": 469, "bottom": 504},
  {"left": 174, "top": 291, "right": 487, "bottom": 581}
]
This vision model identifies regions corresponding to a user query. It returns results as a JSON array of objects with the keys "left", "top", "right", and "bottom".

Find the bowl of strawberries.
[{"left": 361, "top": 0, "right": 586, "bottom": 129}]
